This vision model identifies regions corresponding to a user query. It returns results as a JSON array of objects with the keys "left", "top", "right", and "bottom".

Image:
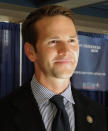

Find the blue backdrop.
[{"left": 71, "top": 31, "right": 108, "bottom": 106}]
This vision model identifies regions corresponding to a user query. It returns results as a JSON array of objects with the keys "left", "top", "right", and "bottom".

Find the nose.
[{"left": 58, "top": 42, "right": 71, "bottom": 56}]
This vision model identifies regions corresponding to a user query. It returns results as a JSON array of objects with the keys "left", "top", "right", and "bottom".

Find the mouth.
[{"left": 54, "top": 59, "right": 73, "bottom": 64}]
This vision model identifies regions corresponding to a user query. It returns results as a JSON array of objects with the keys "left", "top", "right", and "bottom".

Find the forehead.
[
  {"left": 36, "top": 15, "right": 73, "bottom": 22},
  {"left": 35, "top": 15, "right": 76, "bottom": 34}
]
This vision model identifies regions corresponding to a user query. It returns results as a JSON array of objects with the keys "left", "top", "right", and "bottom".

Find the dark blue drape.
[{"left": 0, "top": 22, "right": 20, "bottom": 97}]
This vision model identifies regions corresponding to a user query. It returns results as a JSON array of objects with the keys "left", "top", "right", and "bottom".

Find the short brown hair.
[{"left": 22, "top": 5, "right": 75, "bottom": 48}]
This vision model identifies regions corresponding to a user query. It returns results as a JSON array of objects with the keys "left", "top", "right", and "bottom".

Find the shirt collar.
[
  {"left": 31, "top": 74, "right": 75, "bottom": 107},
  {"left": 61, "top": 84, "right": 75, "bottom": 104}
]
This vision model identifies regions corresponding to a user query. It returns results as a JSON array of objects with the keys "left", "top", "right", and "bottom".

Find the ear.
[{"left": 24, "top": 42, "right": 37, "bottom": 62}]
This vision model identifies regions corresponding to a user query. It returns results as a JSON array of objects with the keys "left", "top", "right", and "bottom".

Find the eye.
[
  {"left": 68, "top": 39, "right": 76, "bottom": 45},
  {"left": 69, "top": 39, "right": 75, "bottom": 43},
  {"left": 48, "top": 40, "right": 57, "bottom": 46}
]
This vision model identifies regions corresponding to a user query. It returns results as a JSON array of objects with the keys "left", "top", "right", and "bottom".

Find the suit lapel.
[
  {"left": 12, "top": 84, "right": 46, "bottom": 131},
  {"left": 72, "top": 87, "right": 96, "bottom": 131},
  {"left": 72, "top": 87, "right": 107, "bottom": 131}
]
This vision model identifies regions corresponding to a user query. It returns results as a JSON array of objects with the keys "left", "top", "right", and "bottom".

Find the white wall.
[{"left": 0, "top": 2, "right": 108, "bottom": 35}]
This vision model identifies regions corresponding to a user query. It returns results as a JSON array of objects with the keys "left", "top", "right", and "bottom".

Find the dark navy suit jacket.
[{"left": 0, "top": 82, "right": 108, "bottom": 131}]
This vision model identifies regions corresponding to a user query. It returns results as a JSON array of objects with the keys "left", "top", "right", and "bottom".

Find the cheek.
[
  {"left": 37, "top": 45, "right": 58, "bottom": 63},
  {"left": 71, "top": 44, "right": 79, "bottom": 53},
  {"left": 70, "top": 45, "right": 79, "bottom": 60},
  {"left": 45, "top": 47, "right": 57, "bottom": 56},
  {"left": 71, "top": 45, "right": 79, "bottom": 55},
  {"left": 38, "top": 49, "right": 54, "bottom": 63}
]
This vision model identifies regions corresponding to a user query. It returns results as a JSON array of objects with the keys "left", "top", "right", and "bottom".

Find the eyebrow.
[
  {"left": 49, "top": 37, "right": 60, "bottom": 40},
  {"left": 69, "top": 35, "right": 77, "bottom": 38},
  {"left": 48, "top": 35, "right": 77, "bottom": 39},
  {"left": 44, "top": 35, "right": 78, "bottom": 43}
]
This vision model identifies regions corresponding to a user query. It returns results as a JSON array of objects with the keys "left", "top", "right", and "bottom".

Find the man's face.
[{"left": 34, "top": 15, "right": 79, "bottom": 79}]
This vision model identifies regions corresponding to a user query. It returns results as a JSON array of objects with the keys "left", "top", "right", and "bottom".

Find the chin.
[
  {"left": 52, "top": 66, "right": 76, "bottom": 79},
  {"left": 54, "top": 72, "right": 74, "bottom": 79}
]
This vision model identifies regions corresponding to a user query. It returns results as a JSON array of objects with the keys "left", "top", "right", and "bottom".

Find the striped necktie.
[{"left": 50, "top": 95, "right": 70, "bottom": 131}]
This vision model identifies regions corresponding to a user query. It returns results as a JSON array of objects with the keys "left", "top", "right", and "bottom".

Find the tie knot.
[{"left": 50, "top": 95, "right": 64, "bottom": 110}]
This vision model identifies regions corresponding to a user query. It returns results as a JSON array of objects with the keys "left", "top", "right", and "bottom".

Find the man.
[{"left": 0, "top": 5, "right": 107, "bottom": 131}]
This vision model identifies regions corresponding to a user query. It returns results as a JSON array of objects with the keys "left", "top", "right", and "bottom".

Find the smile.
[{"left": 54, "top": 59, "right": 72, "bottom": 64}]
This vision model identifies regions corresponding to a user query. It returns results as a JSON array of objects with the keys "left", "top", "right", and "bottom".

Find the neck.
[{"left": 35, "top": 73, "right": 70, "bottom": 94}]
